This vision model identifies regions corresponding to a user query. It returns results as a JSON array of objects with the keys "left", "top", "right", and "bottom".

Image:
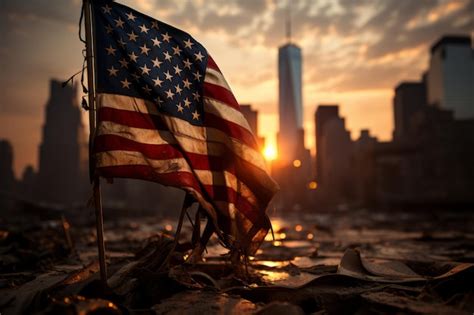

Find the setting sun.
[{"left": 262, "top": 143, "right": 277, "bottom": 161}]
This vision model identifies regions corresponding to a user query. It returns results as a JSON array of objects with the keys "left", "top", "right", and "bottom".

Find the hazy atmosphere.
[{"left": 1, "top": 0, "right": 472, "bottom": 176}]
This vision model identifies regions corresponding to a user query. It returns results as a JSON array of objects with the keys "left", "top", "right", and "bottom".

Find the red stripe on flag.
[
  {"left": 233, "top": 157, "right": 276, "bottom": 204},
  {"left": 97, "top": 164, "right": 259, "bottom": 223},
  {"left": 97, "top": 107, "right": 258, "bottom": 150},
  {"left": 94, "top": 134, "right": 183, "bottom": 159},
  {"left": 98, "top": 165, "right": 202, "bottom": 192},
  {"left": 94, "top": 135, "right": 271, "bottom": 202},
  {"left": 203, "top": 112, "right": 259, "bottom": 150},
  {"left": 202, "top": 185, "right": 260, "bottom": 222},
  {"left": 207, "top": 55, "right": 221, "bottom": 72},
  {"left": 203, "top": 82, "right": 240, "bottom": 110},
  {"left": 98, "top": 107, "right": 167, "bottom": 130}
]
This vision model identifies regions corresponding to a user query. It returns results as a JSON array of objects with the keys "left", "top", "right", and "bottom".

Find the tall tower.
[
  {"left": 36, "top": 80, "right": 88, "bottom": 204},
  {"left": 273, "top": 9, "right": 312, "bottom": 211},
  {"left": 277, "top": 10, "right": 303, "bottom": 164}
]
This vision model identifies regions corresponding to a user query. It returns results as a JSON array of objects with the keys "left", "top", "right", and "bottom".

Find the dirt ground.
[{"left": 1, "top": 207, "right": 473, "bottom": 314}]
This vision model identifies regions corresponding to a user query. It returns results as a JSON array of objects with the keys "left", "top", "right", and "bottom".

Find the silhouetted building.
[
  {"left": 308, "top": 34, "right": 474, "bottom": 209},
  {"left": 374, "top": 35, "right": 474, "bottom": 206},
  {"left": 376, "top": 107, "right": 474, "bottom": 206},
  {"left": 353, "top": 130, "right": 378, "bottom": 207},
  {"left": 427, "top": 35, "right": 473, "bottom": 119},
  {"left": 318, "top": 114, "right": 353, "bottom": 204},
  {"left": 240, "top": 104, "right": 264, "bottom": 149},
  {"left": 240, "top": 104, "right": 257, "bottom": 133},
  {"left": 19, "top": 165, "right": 36, "bottom": 201},
  {"left": 374, "top": 141, "right": 416, "bottom": 205},
  {"left": 277, "top": 42, "right": 303, "bottom": 163},
  {"left": 0, "top": 139, "right": 17, "bottom": 212},
  {"left": 315, "top": 105, "right": 339, "bottom": 180},
  {"left": 393, "top": 81, "right": 427, "bottom": 141},
  {"left": 36, "top": 80, "right": 88, "bottom": 205},
  {"left": 272, "top": 25, "right": 312, "bottom": 211},
  {"left": 0, "top": 139, "right": 16, "bottom": 193}
]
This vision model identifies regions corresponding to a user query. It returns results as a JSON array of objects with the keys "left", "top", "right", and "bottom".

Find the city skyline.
[{"left": 1, "top": 0, "right": 472, "bottom": 176}]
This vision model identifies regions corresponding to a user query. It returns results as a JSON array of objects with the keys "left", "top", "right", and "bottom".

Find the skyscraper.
[
  {"left": 36, "top": 80, "right": 88, "bottom": 204},
  {"left": 315, "top": 105, "right": 339, "bottom": 180},
  {"left": 273, "top": 12, "right": 312, "bottom": 211},
  {"left": 318, "top": 115, "right": 353, "bottom": 203},
  {"left": 278, "top": 42, "right": 303, "bottom": 163},
  {"left": 393, "top": 81, "right": 427, "bottom": 141},
  {"left": 427, "top": 35, "right": 473, "bottom": 119}
]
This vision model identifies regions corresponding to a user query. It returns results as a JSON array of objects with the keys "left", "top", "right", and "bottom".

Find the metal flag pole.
[{"left": 83, "top": 0, "right": 108, "bottom": 286}]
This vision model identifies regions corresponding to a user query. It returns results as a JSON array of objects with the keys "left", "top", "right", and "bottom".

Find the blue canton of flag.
[{"left": 93, "top": 0, "right": 207, "bottom": 125}]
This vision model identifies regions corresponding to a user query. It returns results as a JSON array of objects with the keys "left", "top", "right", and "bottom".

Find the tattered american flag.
[{"left": 90, "top": 0, "right": 278, "bottom": 254}]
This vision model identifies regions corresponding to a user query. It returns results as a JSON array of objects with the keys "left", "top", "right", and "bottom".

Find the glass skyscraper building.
[
  {"left": 278, "top": 43, "right": 303, "bottom": 163},
  {"left": 427, "top": 35, "right": 473, "bottom": 119}
]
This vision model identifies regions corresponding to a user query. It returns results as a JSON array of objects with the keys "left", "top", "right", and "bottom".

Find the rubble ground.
[{"left": 0, "top": 208, "right": 473, "bottom": 314}]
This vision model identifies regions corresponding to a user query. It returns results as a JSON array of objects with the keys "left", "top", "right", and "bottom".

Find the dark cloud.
[
  {"left": 194, "top": 0, "right": 471, "bottom": 61},
  {"left": 363, "top": 0, "right": 473, "bottom": 58},
  {"left": 157, "top": 0, "right": 269, "bottom": 36},
  {"left": 1, "top": 0, "right": 472, "bottom": 102},
  {"left": 331, "top": 61, "right": 422, "bottom": 92}
]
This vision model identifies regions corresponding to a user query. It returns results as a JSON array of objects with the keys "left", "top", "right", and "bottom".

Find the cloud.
[
  {"left": 363, "top": 0, "right": 472, "bottom": 58},
  {"left": 117, "top": 0, "right": 473, "bottom": 67},
  {"left": 0, "top": 0, "right": 84, "bottom": 117}
]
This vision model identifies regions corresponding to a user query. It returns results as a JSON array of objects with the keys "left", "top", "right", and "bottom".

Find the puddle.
[{"left": 258, "top": 270, "right": 318, "bottom": 287}]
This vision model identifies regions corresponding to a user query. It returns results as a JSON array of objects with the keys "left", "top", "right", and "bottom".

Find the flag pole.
[{"left": 83, "top": 0, "right": 108, "bottom": 286}]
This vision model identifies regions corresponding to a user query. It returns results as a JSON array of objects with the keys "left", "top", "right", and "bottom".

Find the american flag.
[{"left": 90, "top": 0, "right": 278, "bottom": 254}]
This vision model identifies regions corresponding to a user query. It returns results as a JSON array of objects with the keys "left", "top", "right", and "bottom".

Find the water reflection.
[{"left": 258, "top": 270, "right": 290, "bottom": 282}]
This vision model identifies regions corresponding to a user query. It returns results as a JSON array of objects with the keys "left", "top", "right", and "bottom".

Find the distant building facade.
[
  {"left": 306, "top": 35, "right": 474, "bottom": 209},
  {"left": 393, "top": 81, "right": 427, "bottom": 141},
  {"left": 316, "top": 110, "right": 354, "bottom": 204},
  {"left": 19, "top": 165, "right": 36, "bottom": 201},
  {"left": 36, "top": 80, "right": 88, "bottom": 204},
  {"left": 353, "top": 130, "right": 378, "bottom": 207},
  {"left": 315, "top": 105, "right": 339, "bottom": 180},
  {"left": 0, "top": 139, "right": 17, "bottom": 212},
  {"left": 376, "top": 107, "right": 474, "bottom": 206},
  {"left": 427, "top": 35, "right": 473, "bottom": 119},
  {"left": 0, "top": 140, "right": 16, "bottom": 193},
  {"left": 240, "top": 104, "right": 264, "bottom": 149},
  {"left": 376, "top": 35, "right": 474, "bottom": 206}
]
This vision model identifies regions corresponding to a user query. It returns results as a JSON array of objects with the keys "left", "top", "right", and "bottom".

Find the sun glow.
[{"left": 263, "top": 143, "right": 277, "bottom": 161}]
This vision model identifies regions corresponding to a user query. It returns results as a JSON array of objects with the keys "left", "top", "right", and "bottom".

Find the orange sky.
[{"left": 0, "top": 0, "right": 472, "bottom": 177}]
